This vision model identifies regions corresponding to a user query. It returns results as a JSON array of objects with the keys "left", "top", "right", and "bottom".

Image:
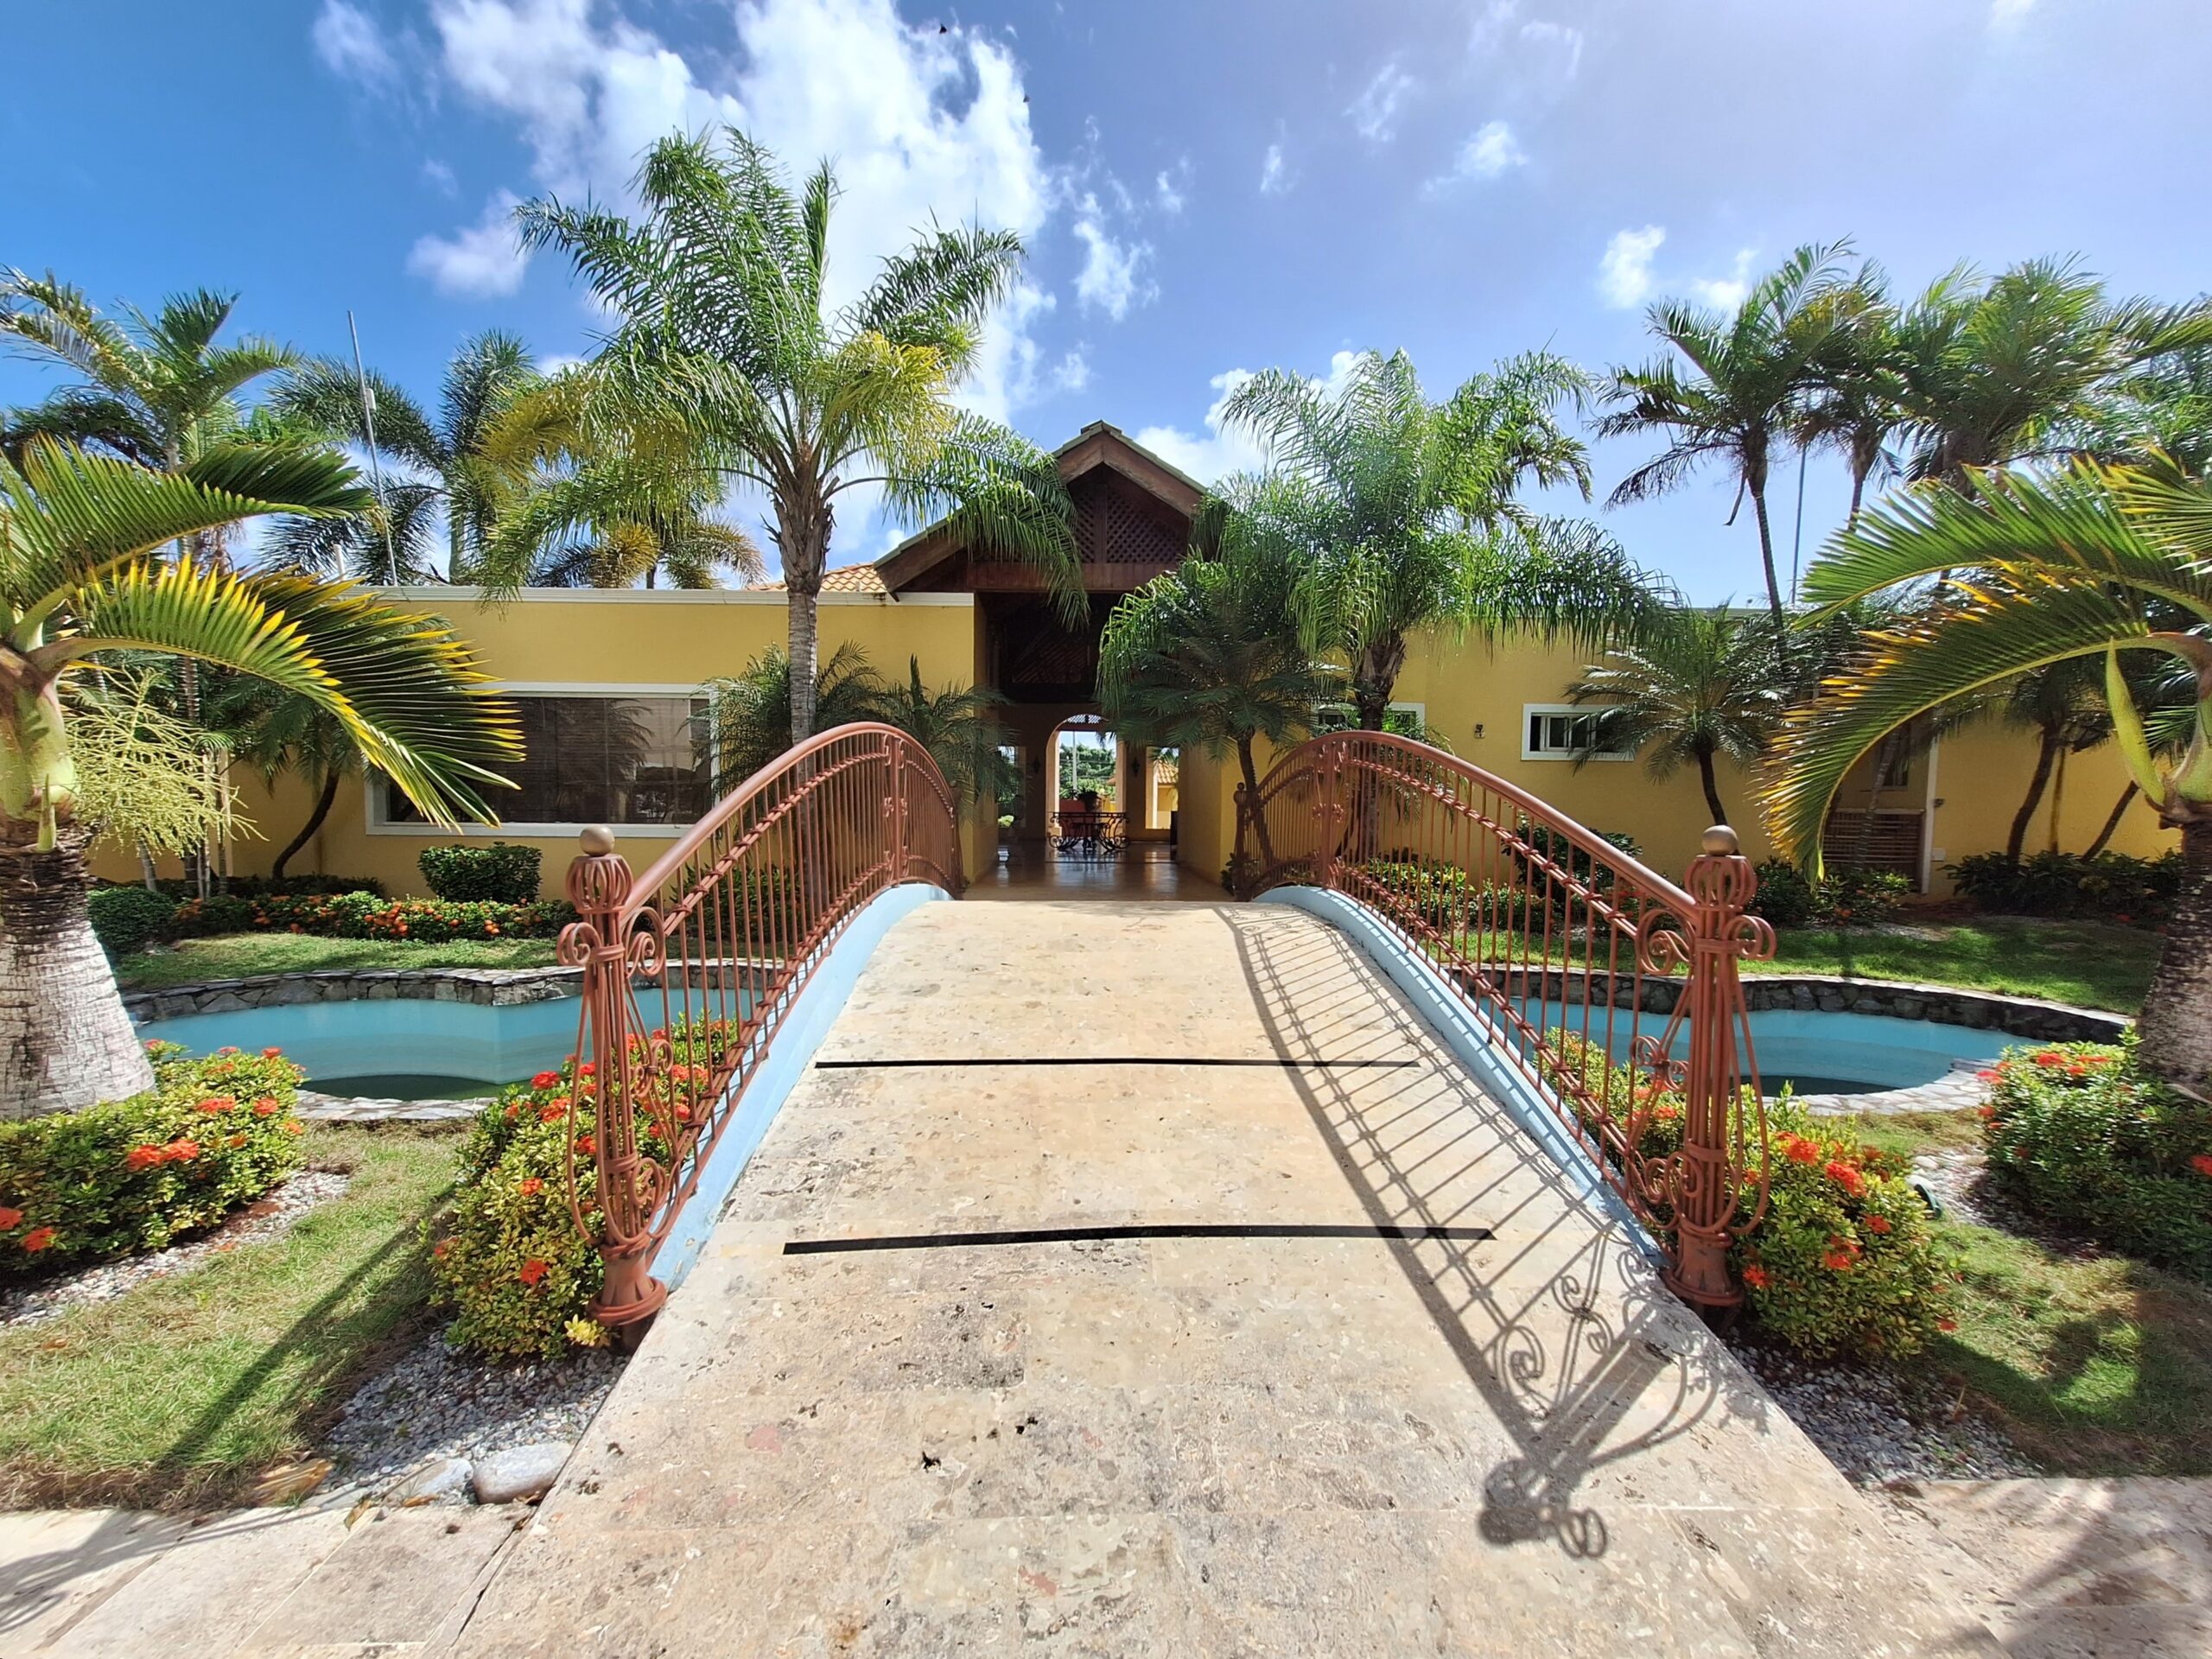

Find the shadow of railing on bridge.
[{"left": 1223, "top": 904, "right": 1773, "bottom": 1560}]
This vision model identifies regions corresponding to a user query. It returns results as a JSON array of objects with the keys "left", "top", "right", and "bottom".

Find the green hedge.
[
  {"left": 419, "top": 842, "right": 543, "bottom": 905},
  {"left": 166, "top": 889, "right": 576, "bottom": 946},
  {"left": 1981, "top": 1036, "right": 2212, "bottom": 1279},
  {"left": 1948, "top": 851, "right": 2183, "bottom": 923},
  {"left": 1749, "top": 861, "right": 1912, "bottom": 929},
  {"left": 0, "top": 1043, "right": 308, "bottom": 1268},
  {"left": 88, "top": 887, "right": 180, "bottom": 956}
]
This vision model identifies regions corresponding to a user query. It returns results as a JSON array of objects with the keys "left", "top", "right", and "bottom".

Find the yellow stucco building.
[{"left": 111, "top": 425, "right": 2177, "bottom": 899}]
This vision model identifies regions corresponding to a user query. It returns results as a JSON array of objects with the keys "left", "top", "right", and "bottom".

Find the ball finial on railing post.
[
  {"left": 579, "top": 823, "right": 616, "bottom": 856},
  {"left": 1700, "top": 823, "right": 1740, "bottom": 857}
]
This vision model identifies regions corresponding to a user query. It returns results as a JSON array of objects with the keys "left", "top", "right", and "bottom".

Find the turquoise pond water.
[
  {"left": 1510, "top": 1002, "right": 2012, "bottom": 1095},
  {"left": 138, "top": 991, "right": 2015, "bottom": 1102}
]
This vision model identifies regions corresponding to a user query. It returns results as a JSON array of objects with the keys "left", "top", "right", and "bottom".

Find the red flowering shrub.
[
  {"left": 1981, "top": 1035, "right": 2212, "bottom": 1281},
  {"left": 168, "top": 889, "right": 575, "bottom": 945},
  {"left": 429, "top": 1017, "right": 742, "bottom": 1357},
  {"left": 0, "top": 1043, "right": 307, "bottom": 1268},
  {"left": 1541, "top": 1033, "right": 1955, "bottom": 1358}
]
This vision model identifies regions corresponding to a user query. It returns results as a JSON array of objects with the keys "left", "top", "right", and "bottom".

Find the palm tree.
[
  {"left": 1600, "top": 242, "right": 1853, "bottom": 628},
  {"left": 1566, "top": 606, "right": 1787, "bottom": 826},
  {"left": 868, "top": 656, "right": 1014, "bottom": 807},
  {"left": 1797, "top": 264, "right": 1905, "bottom": 529},
  {"left": 1891, "top": 259, "right": 2212, "bottom": 489},
  {"left": 215, "top": 684, "right": 359, "bottom": 883},
  {"left": 0, "top": 274, "right": 295, "bottom": 485},
  {"left": 1764, "top": 462, "right": 2212, "bottom": 1089},
  {"left": 0, "top": 439, "right": 519, "bottom": 1116},
  {"left": 1100, "top": 505, "right": 1339, "bottom": 886},
  {"left": 702, "top": 642, "right": 889, "bottom": 791},
  {"left": 1222, "top": 350, "right": 1653, "bottom": 729},
  {"left": 1990, "top": 658, "right": 2116, "bottom": 861},
  {"left": 477, "top": 373, "right": 763, "bottom": 590},
  {"left": 510, "top": 129, "right": 1079, "bottom": 742},
  {"left": 274, "top": 330, "right": 543, "bottom": 582}
]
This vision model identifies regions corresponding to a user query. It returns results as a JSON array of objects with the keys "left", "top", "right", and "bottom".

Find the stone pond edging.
[{"left": 122, "top": 963, "right": 582, "bottom": 1025}]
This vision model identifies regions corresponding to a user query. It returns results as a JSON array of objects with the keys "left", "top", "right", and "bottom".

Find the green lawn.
[
  {"left": 0, "top": 1125, "right": 458, "bottom": 1510},
  {"left": 117, "top": 932, "right": 562, "bottom": 991},
  {"left": 1750, "top": 918, "right": 2158, "bottom": 1014},
  {"left": 1820, "top": 1107, "right": 2212, "bottom": 1478}
]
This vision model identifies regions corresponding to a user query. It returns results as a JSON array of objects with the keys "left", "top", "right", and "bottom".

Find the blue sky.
[{"left": 8, "top": 0, "right": 2209, "bottom": 598}]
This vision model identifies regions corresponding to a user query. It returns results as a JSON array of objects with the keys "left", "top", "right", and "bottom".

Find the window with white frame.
[
  {"left": 1522, "top": 703, "right": 1634, "bottom": 761},
  {"left": 377, "top": 691, "right": 710, "bottom": 830}
]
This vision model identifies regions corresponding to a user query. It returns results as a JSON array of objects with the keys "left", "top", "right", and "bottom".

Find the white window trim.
[
  {"left": 1521, "top": 702, "right": 1635, "bottom": 762},
  {"left": 365, "top": 681, "right": 710, "bottom": 839}
]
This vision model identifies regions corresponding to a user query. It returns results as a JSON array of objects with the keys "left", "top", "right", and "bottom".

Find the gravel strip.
[
  {"left": 1729, "top": 1338, "right": 2037, "bottom": 1484},
  {"left": 0, "top": 1170, "right": 352, "bottom": 1329},
  {"left": 318, "top": 1329, "right": 626, "bottom": 1502}
]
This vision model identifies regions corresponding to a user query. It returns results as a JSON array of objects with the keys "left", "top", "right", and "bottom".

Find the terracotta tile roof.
[{"left": 747, "top": 563, "right": 889, "bottom": 595}]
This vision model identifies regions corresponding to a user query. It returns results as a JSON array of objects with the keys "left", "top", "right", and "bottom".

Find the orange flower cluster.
[
  {"left": 124, "top": 1139, "right": 201, "bottom": 1170},
  {"left": 2190, "top": 1154, "right": 2212, "bottom": 1180},
  {"left": 1825, "top": 1160, "right": 1867, "bottom": 1199}
]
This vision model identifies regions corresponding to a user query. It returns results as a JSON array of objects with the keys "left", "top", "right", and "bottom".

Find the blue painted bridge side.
[
  {"left": 651, "top": 880, "right": 948, "bottom": 1294},
  {"left": 1252, "top": 887, "right": 1662, "bottom": 1262}
]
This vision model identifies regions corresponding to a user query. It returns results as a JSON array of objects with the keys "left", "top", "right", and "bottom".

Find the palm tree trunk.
[
  {"left": 788, "top": 590, "right": 820, "bottom": 747},
  {"left": 2086, "top": 782, "right": 2139, "bottom": 858},
  {"left": 1236, "top": 735, "right": 1277, "bottom": 874},
  {"left": 0, "top": 824, "right": 156, "bottom": 1119},
  {"left": 2006, "top": 729, "right": 2061, "bottom": 861},
  {"left": 1695, "top": 749, "right": 1729, "bottom": 826},
  {"left": 2137, "top": 815, "right": 2212, "bottom": 1092},
  {"left": 1749, "top": 485, "right": 1788, "bottom": 633},
  {"left": 272, "top": 769, "right": 340, "bottom": 883},
  {"left": 1846, "top": 465, "right": 1869, "bottom": 531}
]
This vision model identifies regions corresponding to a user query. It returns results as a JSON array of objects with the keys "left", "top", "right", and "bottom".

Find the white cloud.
[
  {"left": 421, "top": 158, "right": 458, "bottom": 195},
  {"left": 1347, "top": 61, "right": 1416, "bottom": 143},
  {"left": 1259, "top": 142, "right": 1290, "bottom": 196},
  {"left": 1598, "top": 225, "right": 1666, "bottom": 309},
  {"left": 1154, "top": 160, "right": 1191, "bottom": 215},
  {"left": 407, "top": 191, "right": 530, "bottom": 296},
  {"left": 1135, "top": 353, "right": 1362, "bottom": 488},
  {"left": 1517, "top": 20, "right": 1585, "bottom": 79},
  {"left": 1989, "top": 0, "right": 2035, "bottom": 29},
  {"left": 1690, "top": 247, "right": 1758, "bottom": 311},
  {"left": 409, "top": 0, "right": 1061, "bottom": 422},
  {"left": 1427, "top": 119, "right": 1527, "bottom": 191},
  {"left": 1072, "top": 197, "right": 1154, "bottom": 321},
  {"left": 314, "top": 0, "right": 399, "bottom": 85}
]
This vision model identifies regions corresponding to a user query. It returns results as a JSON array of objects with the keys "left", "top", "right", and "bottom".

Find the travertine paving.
[{"left": 452, "top": 899, "right": 2000, "bottom": 1658}]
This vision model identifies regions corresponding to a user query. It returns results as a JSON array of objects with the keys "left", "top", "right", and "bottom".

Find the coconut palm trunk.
[
  {"left": 2007, "top": 728, "right": 2063, "bottom": 861},
  {"left": 0, "top": 825, "right": 156, "bottom": 1116},
  {"left": 2085, "top": 782, "right": 2139, "bottom": 857},
  {"left": 270, "top": 768, "right": 340, "bottom": 882},
  {"left": 2139, "top": 817, "right": 2212, "bottom": 1088},
  {"left": 1695, "top": 749, "right": 1729, "bottom": 826}
]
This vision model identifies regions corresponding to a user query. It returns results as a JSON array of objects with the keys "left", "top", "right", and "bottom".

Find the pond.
[
  {"left": 1515, "top": 1004, "right": 2013, "bottom": 1097},
  {"left": 137, "top": 996, "right": 584, "bottom": 1098}
]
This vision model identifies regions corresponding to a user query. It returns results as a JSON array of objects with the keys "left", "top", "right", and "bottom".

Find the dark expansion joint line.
[{"left": 783, "top": 1222, "right": 1494, "bottom": 1255}]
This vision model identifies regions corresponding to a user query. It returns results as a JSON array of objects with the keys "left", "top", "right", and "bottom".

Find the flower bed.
[
  {"left": 428, "top": 1016, "right": 742, "bottom": 1357},
  {"left": 1980, "top": 1036, "right": 2212, "bottom": 1280},
  {"left": 0, "top": 1042, "right": 308, "bottom": 1268},
  {"left": 167, "top": 890, "right": 576, "bottom": 946},
  {"left": 1542, "top": 1033, "right": 1955, "bottom": 1358}
]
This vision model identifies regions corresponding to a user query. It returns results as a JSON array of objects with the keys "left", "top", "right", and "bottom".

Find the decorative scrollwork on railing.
[
  {"left": 1243, "top": 732, "right": 1771, "bottom": 1313},
  {"left": 557, "top": 723, "right": 964, "bottom": 1338}
]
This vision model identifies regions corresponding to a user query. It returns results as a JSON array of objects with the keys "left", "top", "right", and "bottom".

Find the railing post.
[
  {"left": 1669, "top": 823, "right": 1760, "bottom": 1309},
  {"left": 1313, "top": 738, "right": 1343, "bottom": 893},
  {"left": 565, "top": 824, "right": 669, "bottom": 1338},
  {"left": 888, "top": 734, "right": 907, "bottom": 884}
]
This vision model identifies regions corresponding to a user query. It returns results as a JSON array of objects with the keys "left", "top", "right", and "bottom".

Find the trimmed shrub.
[
  {"left": 420, "top": 842, "right": 543, "bottom": 905},
  {"left": 1948, "top": 850, "right": 2182, "bottom": 924},
  {"left": 149, "top": 874, "right": 387, "bottom": 899},
  {"left": 1541, "top": 1033, "right": 1955, "bottom": 1358},
  {"left": 430, "top": 1015, "right": 743, "bottom": 1356},
  {"left": 1360, "top": 861, "right": 1533, "bottom": 936},
  {"left": 168, "top": 889, "right": 576, "bottom": 944},
  {"left": 1747, "top": 861, "right": 1910, "bottom": 929},
  {"left": 0, "top": 1042, "right": 308, "bottom": 1268},
  {"left": 1980, "top": 1036, "right": 2212, "bottom": 1280},
  {"left": 87, "top": 886, "right": 179, "bottom": 957}
]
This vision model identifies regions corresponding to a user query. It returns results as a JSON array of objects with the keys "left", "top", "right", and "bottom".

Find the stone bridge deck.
[{"left": 454, "top": 899, "right": 1997, "bottom": 1657}]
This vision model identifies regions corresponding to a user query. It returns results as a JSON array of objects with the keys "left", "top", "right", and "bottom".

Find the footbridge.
[{"left": 445, "top": 727, "right": 1997, "bottom": 1656}]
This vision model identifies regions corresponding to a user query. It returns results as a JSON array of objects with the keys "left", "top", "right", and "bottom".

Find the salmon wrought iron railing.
[
  {"left": 1242, "top": 731, "right": 1775, "bottom": 1310},
  {"left": 558, "top": 722, "right": 963, "bottom": 1334}
]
